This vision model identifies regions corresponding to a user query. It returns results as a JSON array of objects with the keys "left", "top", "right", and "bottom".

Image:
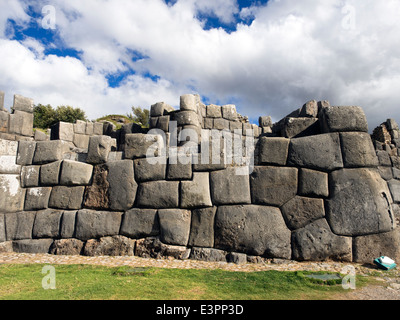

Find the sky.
[{"left": 1, "top": 0, "right": 400, "bottom": 130}]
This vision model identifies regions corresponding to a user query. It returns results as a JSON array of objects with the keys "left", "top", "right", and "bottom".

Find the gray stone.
[
  {"left": 0, "top": 91, "right": 4, "bottom": 111},
  {"left": 134, "top": 157, "right": 166, "bottom": 182},
  {"left": 158, "top": 209, "right": 191, "bottom": 246},
  {"left": 213, "top": 118, "right": 230, "bottom": 130},
  {"left": 229, "top": 121, "right": 242, "bottom": 133},
  {"left": 378, "top": 166, "right": 393, "bottom": 181},
  {"left": 393, "top": 167, "right": 400, "bottom": 180},
  {"left": 326, "top": 168, "right": 396, "bottom": 236},
  {"left": 299, "top": 100, "right": 318, "bottom": 117},
  {"left": 33, "top": 140, "right": 64, "bottom": 164},
  {"left": 190, "top": 247, "right": 227, "bottom": 262},
  {"left": 175, "top": 110, "right": 200, "bottom": 127},
  {"left": 83, "top": 235, "right": 135, "bottom": 256},
  {"left": 299, "top": 168, "right": 329, "bottom": 197},
  {"left": 85, "top": 122, "right": 94, "bottom": 135},
  {"left": 376, "top": 150, "right": 392, "bottom": 166},
  {"left": 73, "top": 133, "right": 90, "bottom": 149},
  {"left": 86, "top": 135, "right": 112, "bottom": 164},
  {"left": 12, "top": 239, "right": 53, "bottom": 253},
  {"left": 0, "top": 174, "right": 26, "bottom": 212},
  {"left": 258, "top": 137, "right": 290, "bottom": 165},
  {"left": 156, "top": 115, "right": 170, "bottom": 132},
  {"left": 227, "top": 252, "right": 247, "bottom": 264},
  {"left": 340, "top": 132, "right": 378, "bottom": 168},
  {"left": 40, "top": 160, "right": 62, "bottom": 185},
  {"left": 210, "top": 167, "right": 251, "bottom": 205},
  {"left": 135, "top": 237, "right": 190, "bottom": 260},
  {"left": 388, "top": 179, "right": 400, "bottom": 203},
  {"left": 93, "top": 122, "right": 103, "bottom": 135},
  {"left": 124, "top": 133, "right": 164, "bottom": 159},
  {"left": 24, "top": 187, "right": 52, "bottom": 211},
  {"left": 281, "top": 117, "right": 319, "bottom": 138},
  {"left": 180, "top": 172, "right": 212, "bottom": 208},
  {"left": 50, "top": 122, "right": 74, "bottom": 141},
  {"left": 48, "top": 186, "right": 85, "bottom": 210},
  {"left": 107, "top": 160, "right": 137, "bottom": 211},
  {"left": 204, "top": 118, "right": 213, "bottom": 129},
  {"left": 120, "top": 208, "right": 159, "bottom": 239},
  {"left": 137, "top": 181, "right": 179, "bottom": 208},
  {"left": 180, "top": 94, "right": 198, "bottom": 112},
  {"left": 391, "top": 155, "right": 400, "bottom": 169},
  {"left": 9, "top": 110, "right": 33, "bottom": 136},
  {"left": 222, "top": 105, "right": 237, "bottom": 121},
  {"left": 74, "top": 120, "right": 86, "bottom": 134},
  {"left": 150, "top": 102, "right": 174, "bottom": 117},
  {"left": 320, "top": 106, "right": 368, "bottom": 133},
  {"left": 34, "top": 129, "right": 49, "bottom": 141},
  {"left": 387, "top": 118, "right": 399, "bottom": 131},
  {"left": 188, "top": 207, "right": 216, "bottom": 248},
  {"left": 83, "top": 164, "right": 109, "bottom": 210},
  {"left": 0, "top": 241, "right": 13, "bottom": 253},
  {"left": 292, "top": 219, "right": 352, "bottom": 262},
  {"left": 5, "top": 211, "right": 36, "bottom": 240},
  {"left": 215, "top": 205, "right": 291, "bottom": 258},
  {"left": 0, "top": 139, "right": 18, "bottom": 155},
  {"left": 0, "top": 214, "right": 4, "bottom": 242},
  {"left": 250, "top": 166, "right": 298, "bottom": 207},
  {"left": 32, "top": 209, "right": 62, "bottom": 238},
  {"left": 259, "top": 116, "right": 272, "bottom": 127},
  {"left": 60, "top": 160, "right": 93, "bottom": 186},
  {"left": 75, "top": 209, "right": 123, "bottom": 241},
  {"left": 12, "top": 94, "right": 34, "bottom": 113},
  {"left": 16, "top": 140, "right": 36, "bottom": 165},
  {"left": 206, "top": 105, "right": 222, "bottom": 118},
  {"left": 50, "top": 238, "right": 84, "bottom": 255},
  {"left": 0, "top": 155, "right": 20, "bottom": 174},
  {"left": 167, "top": 158, "right": 192, "bottom": 180},
  {"left": 60, "top": 211, "right": 76, "bottom": 238},
  {"left": 0, "top": 110, "right": 9, "bottom": 133},
  {"left": 287, "top": 133, "right": 344, "bottom": 171},
  {"left": 281, "top": 196, "right": 325, "bottom": 230},
  {"left": 353, "top": 229, "right": 400, "bottom": 263}
]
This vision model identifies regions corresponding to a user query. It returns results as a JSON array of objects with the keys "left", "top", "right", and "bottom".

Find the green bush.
[{"left": 34, "top": 104, "right": 87, "bottom": 129}]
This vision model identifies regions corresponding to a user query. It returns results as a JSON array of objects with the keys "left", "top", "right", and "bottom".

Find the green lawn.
[{"left": 0, "top": 264, "right": 368, "bottom": 300}]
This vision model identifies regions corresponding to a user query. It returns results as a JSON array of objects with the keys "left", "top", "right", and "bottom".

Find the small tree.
[
  {"left": 128, "top": 106, "right": 149, "bottom": 128},
  {"left": 33, "top": 104, "right": 87, "bottom": 129}
]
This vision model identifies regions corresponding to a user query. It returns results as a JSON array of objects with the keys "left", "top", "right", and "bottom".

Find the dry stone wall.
[{"left": 0, "top": 92, "right": 399, "bottom": 264}]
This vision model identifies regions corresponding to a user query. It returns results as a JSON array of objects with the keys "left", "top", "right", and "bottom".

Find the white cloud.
[{"left": 1, "top": 0, "right": 400, "bottom": 130}]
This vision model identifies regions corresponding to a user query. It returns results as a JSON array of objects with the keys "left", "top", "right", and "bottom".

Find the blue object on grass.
[{"left": 373, "top": 256, "right": 397, "bottom": 271}]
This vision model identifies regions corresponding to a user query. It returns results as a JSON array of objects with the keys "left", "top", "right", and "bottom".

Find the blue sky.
[{"left": 1, "top": 0, "right": 400, "bottom": 130}]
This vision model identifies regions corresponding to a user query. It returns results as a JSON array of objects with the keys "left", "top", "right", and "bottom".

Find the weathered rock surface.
[
  {"left": 298, "top": 168, "right": 329, "bottom": 197},
  {"left": 320, "top": 106, "right": 369, "bottom": 133},
  {"left": 49, "top": 186, "right": 85, "bottom": 210},
  {"left": 60, "top": 160, "right": 93, "bottom": 186},
  {"left": 32, "top": 209, "right": 63, "bottom": 238},
  {"left": 50, "top": 238, "right": 84, "bottom": 255},
  {"left": 188, "top": 207, "right": 216, "bottom": 248},
  {"left": 83, "top": 235, "right": 135, "bottom": 256},
  {"left": 5, "top": 211, "right": 36, "bottom": 240},
  {"left": 137, "top": 181, "right": 179, "bottom": 208},
  {"left": 180, "top": 172, "right": 212, "bottom": 208},
  {"left": 214, "top": 205, "right": 291, "bottom": 258},
  {"left": 120, "top": 208, "right": 159, "bottom": 239},
  {"left": 83, "top": 164, "right": 109, "bottom": 209},
  {"left": 158, "top": 209, "right": 191, "bottom": 246},
  {"left": 340, "top": 132, "right": 379, "bottom": 168},
  {"left": 258, "top": 137, "right": 290, "bottom": 165}
]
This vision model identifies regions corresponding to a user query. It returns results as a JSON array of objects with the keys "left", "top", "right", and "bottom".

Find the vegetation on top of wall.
[{"left": 33, "top": 104, "right": 87, "bottom": 129}]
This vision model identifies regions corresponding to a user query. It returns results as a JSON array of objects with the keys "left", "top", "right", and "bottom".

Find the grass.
[{"left": 0, "top": 264, "right": 372, "bottom": 300}]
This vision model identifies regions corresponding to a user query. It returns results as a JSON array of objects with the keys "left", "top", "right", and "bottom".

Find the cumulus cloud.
[{"left": 0, "top": 0, "right": 400, "bottom": 130}]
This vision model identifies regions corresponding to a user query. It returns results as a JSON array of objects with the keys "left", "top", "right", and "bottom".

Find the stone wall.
[{"left": 0, "top": 92, "right": 399, "bottom": 264}]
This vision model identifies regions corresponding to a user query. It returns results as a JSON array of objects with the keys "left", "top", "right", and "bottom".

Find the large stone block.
[
  {"left": 250, "top": 166, "right": 298, "bottom": 207},
  {"left": 33, "top": 140, "right": 64, "bottom": 164},
  {"left": 174, "top": 110, "right": 200, "bottom": 127},
  {"left": 73, "top": 133, "right": 90, "bottom": 149},
  {"left": 75, "top": 209, "right": 123, "bottom": 240},
  {"left": 210, "top": 167, "right": 251, "bottom": 205},
  {"left": 258, "top": 137, "right": 290, "bottom": 165},
  {"left": 292, "top": 219, "right": 352, "bottom": 262},
  {"left": 12, "top": 94, "right": 34, "bottom": 113},
  {"left": 136, "top": 181, "right": 179, "bottom": 208},
  {"left": 188, "top": 206, "right": 216, "bottom": 248},
  {"left": 340, "top": 132, "right": 379, "bottom": 168},
  {"left": 180, "top": 172, "right": 212, "bottom": 208},
  {"left": 48, "top": 186, "right": 85, "bottom": 210},
  {"left": 134, "top": 157, "right": 166, "bottom": 182},
  {"left": 158, "top": 209, "right": 191, "bottom": 246},
  {"left": 5, "top": 211, "right": 36, "bottom": 240},
  {"left": 40, "top": 160, "right": 62, "bottom": 185},
  {"left": 32, "top": 209, "right": 63, "bottom": 238},
  {"left": 120, "top": 208, "right": 159, "bottom": 239},
  {"left": 214, "top": 205, "right": 291, "bottom": 258},
  {"left": 0, "top": 174, "right": 26, "bottom": 212},
  {"left": 60, "top": 211, "right": 76, "bottom": 238},
  {"left": 107, "top": 160, "right": 137, "bottom": 211},
  {"left": 12, "top": 239, "right": 53, "bottom": 253},
  {"left": 287, "top": 133, "right": 343, "bottom": 171},
  {"left": 0, "top": 111, "right": 9, "bottom": 133},
  {"left": 60, "top": 160, "right": 93, "bottom": 186},
  {"left": 83, "top": 164, "right": 109, "bottom": 209},
  {"left": 299, "top": 100, "right": 318, "bottom": 117},
  {"left": 280, "top": 117, "right": 319, "bottom": 138},
  {"left": 388, "top": 179, "right": 400, "bottom": 203},
  {"left": 83, "top": 235, "right": 135, "bottom": 256},
  {"left": 281, "top": 196, "right": 325, "bottom": 230},
  {"left": 0, "top": 139, "right": 18, "bottom": 155},
  {"left": 298, "top": 168, "right": 329, "bottom": 197},
  {"left": 353, "top": 229, "right": 400, "bottom": 263},
  {"left": 50, "top": 238, "right": 84, "bottom": 255},
  {"left": 206, "top": 105, "right": 222, "bottom": 118},
  {"left": 9, "top": 110, "right": 33, "bottom": 136},
  {"left": 376, "top": 150, "right": 392, "bottom": 167},
  {"left": 180, "top": 94, "right": 198, "bottom": 112},
  {"left": 74, "top": 120, "right": 86, "bottom": 134},
  {"left": 190, "top": 247, "right": 227, "bottom": 262},
  {"left": 135, "top": 237, "right": 190, "bottom": 260},
  {"left": 326, "top": 168, "right": 396, "bottom": 236},
  {"left": 16, "top": 140, "right": 36, "bottom": 165},
  {"left": 50, "top": 122, "right": 74, "bottom": 141},
  {"left": 86, "top": 135, "right": 113, "bottom": 164},
  {"left": 0, "top": 155, "right": 20, "bottom": 174},
  {"left": 222, "top": 105, "right": 238, "bottom": 121},
  {"left": 320, "top": 106, "right": 368, "bottom": 133},
  {"left": 150, "top": 102, "right": 174, "bottom": 117},
  {"left": 24, "top": 187, "right": 51, "bottom": 211},
  {"left": 167, "top": 157, "right": 192, "bottom": 180},
  {"left": 124, "top": 133, "right": 164, "bottom": 159}
]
